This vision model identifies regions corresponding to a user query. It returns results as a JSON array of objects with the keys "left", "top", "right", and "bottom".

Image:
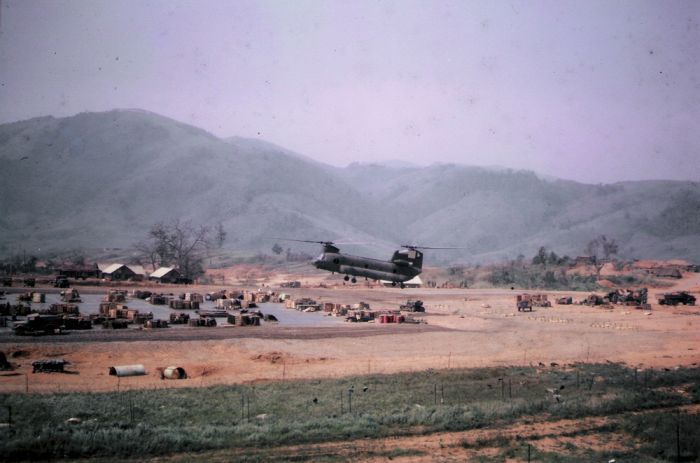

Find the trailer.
[{"left": 33, "top": 359, "right": 69, "bottom": 373}]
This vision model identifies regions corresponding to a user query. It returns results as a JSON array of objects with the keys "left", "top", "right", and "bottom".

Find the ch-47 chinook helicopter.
[{"left": 280, "top": 239, "right": 456, "bottom": 288}]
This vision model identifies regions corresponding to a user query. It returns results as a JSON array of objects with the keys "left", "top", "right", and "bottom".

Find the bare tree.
[
  {"left": 600, "top": 235, "right": 618, "bottom": 259},
  {"left": 134, "top": 240, "right": 160, "bottom": 272},
  {"left": 584, "top": 238, "right": 601, "bottom": 262},
  {"left": 135, "top": 220, "right": 211, "bottom": 279},
  {"left": 214, "top": 222, "right": 227, "bottom": 249},
  {"left": 585, "top": 235, "right": 619, "bottom": 262}
]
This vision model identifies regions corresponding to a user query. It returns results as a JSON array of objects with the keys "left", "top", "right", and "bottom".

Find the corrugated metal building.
[
  {"left": 101, "top": 263, "right": 136, "bottom": 281},
  {"left": 149, "top": 266, "right": 181, "bottom": 283}
]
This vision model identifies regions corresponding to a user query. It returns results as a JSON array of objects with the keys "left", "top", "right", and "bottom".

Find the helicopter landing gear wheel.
[
  {"left": 351, "top": 277, "right": 357, "bottom": 283},
  {"left": 391, "top": 281, "right": 397, "bottom": 287},
  {"left": 400, "top": 282, "right": 405, "bottom": 289},
  {"left": 344, "top": 275, "right": 349, "bottom": 281}
]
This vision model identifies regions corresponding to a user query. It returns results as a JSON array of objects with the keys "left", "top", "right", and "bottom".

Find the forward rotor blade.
[{"left": 273, "top": 238, "right": 333, "bottom": 245}]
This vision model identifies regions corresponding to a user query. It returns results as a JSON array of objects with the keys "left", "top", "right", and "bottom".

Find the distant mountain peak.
[{"left": 224, "top": 136, "right": 324, "bottom": 165}]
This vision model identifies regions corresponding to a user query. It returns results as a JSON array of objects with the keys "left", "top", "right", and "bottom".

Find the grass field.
[{"left": 1, "top": 363, "right": 698, "bottom": 461}]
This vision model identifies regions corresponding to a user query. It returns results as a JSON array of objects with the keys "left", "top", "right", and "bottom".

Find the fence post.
[
  {"left": 508, "top": 378, "right": 512, "bottom": 399},
  {"left": 527, "top": 443, "right": 531, "bottom": 462},
  {"left": 676, "top": 409, "right": 681, "bottom": 463},
  {"left": 576, "top": 369, "right": 580, "bottom": 388}
]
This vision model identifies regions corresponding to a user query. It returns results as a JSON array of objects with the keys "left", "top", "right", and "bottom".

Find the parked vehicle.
[
  {"left": 658, "top": 292, "right": 696, "bottom": 306},
  {"left": 400, "top": 300, "right": 425, "bottom": 312},
  {"left": 13, "top": 314, "right": 63, "bottom": 336},
  {"left": 53, "top": 276, "right": 70, "bottom": 288}
]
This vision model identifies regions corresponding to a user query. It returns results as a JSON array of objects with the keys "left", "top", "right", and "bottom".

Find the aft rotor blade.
[
  {"left": 400, "top": 244, "right": 465, "bottom": 250},
  {"left": 274, "top": 237, "right": 366, "bottom": 246}
]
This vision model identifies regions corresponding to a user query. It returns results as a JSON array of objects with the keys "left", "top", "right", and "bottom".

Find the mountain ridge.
[{"left": 1, "top": 109, "right": 698, "bottom": 264}]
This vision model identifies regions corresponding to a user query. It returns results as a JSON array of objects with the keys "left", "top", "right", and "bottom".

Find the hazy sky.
[{"left": 1, "top": 0, "right": 698, "bottom": 183}]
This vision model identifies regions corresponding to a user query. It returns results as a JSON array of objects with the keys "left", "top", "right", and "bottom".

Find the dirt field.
[{"left": 1, "top": 272, "right": 699, "bottom": 394}]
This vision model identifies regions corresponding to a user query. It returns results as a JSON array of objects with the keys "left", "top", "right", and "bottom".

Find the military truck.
[
  {"left": 400, "top": 300, "right": 425, "bottom": 312},
  {"left": 607, "top": 288, "right": 648, "bottom": 305},
  {"left": 516, "top": 293, "right": 550, "bottom": 310},
  {"left": 13, "top": 314, "right": 63, "bottom": 336},
  {"left": 658, "top": 292, "right": 696, "bottom": 306},
  {"left": 53, "top": 276, "right": 69, "bottom": 288},
  {"left": 517, "top": 299, "right": 533, "bottom": 312},
  {"left": 280, "top": 281, "right": 301, "bottom": 288}
]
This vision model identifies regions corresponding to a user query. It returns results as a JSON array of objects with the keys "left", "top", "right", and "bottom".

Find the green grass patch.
[
  {"left": 0, "top": 363, "right": 698, "bottom": 460},
  {"left": 619, "top": 410, "right": 700, "bottom": 461}
]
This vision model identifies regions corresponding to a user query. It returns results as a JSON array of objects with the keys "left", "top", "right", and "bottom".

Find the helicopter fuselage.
[{"left": 313, "top": 251, "right": 420, "bottom": 283}]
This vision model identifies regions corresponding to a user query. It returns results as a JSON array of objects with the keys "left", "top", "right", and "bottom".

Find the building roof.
[
  {"left": 97, "top": 263, "right": 113, "bottom": 272},
  {"left": 102, "top": 263, "right": 127, "bottom": 274},
  {"left": 126, "top": 265, "right": 146, "bottom": 276},
  {"left": 150, "top": 267, "right": 178, "bottom": 279}
]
